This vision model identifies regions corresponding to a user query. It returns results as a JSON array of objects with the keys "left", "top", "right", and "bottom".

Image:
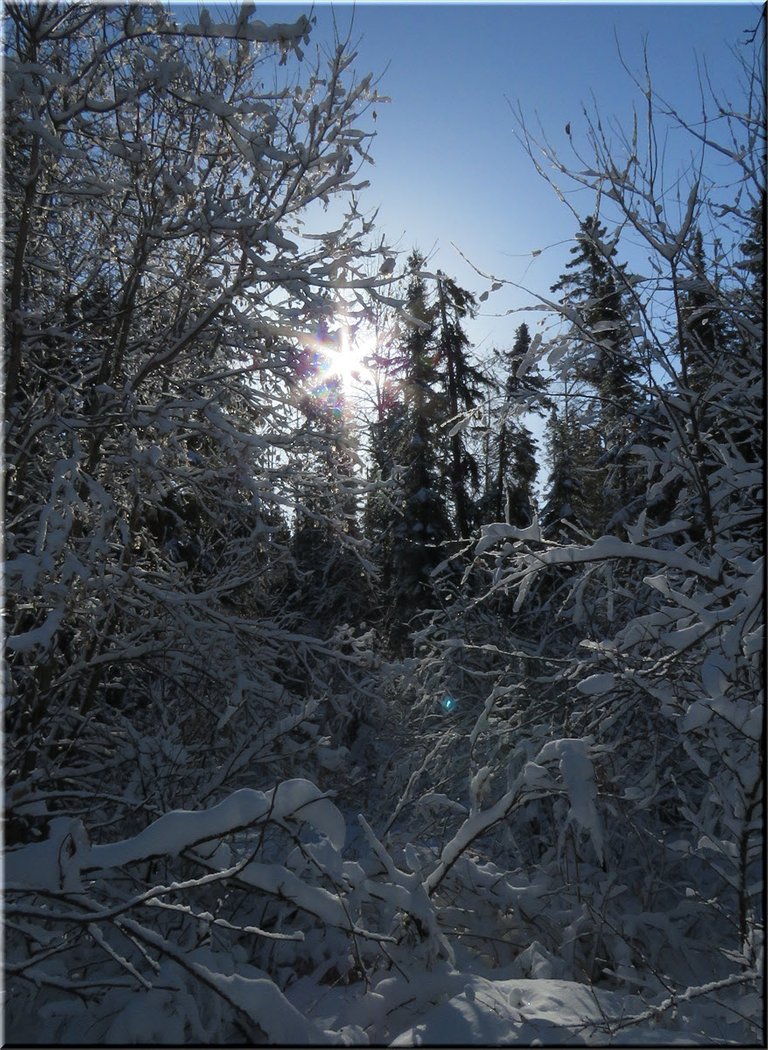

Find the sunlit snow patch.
[{"left": 389, "top": 976, "right": 700, "bottom": 1046}]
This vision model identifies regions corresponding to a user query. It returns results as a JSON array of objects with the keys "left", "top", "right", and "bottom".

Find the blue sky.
[
  {"left": 172, "top": 0, "right": 759, "bottom": 480},
  {"left": 243, "top": 1, "right": 760, "bottom": 356}
]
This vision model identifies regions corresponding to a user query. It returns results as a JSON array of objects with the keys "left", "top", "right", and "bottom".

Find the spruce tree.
[
  {"left": 550, "top": 216, "right": 640, "bottom": 431},
  {"left": 540, "top": 397, "right": 602, "bottom": 540},
  {"left": 480, "top": 323, "right": 549, "bottom": 527},
  {"left": 435, "top": 274, "right": 489, "bottom": 536},
  {"left": 292, "top": 368, "right": 370, "bottom": 629},
  {"left": 737, "top": 192, "right": 765, "bottom": 328},
  {"left": 548, "top": 217, "right": 644, "bottom": 529},
  {"left": 678, "top": 229, "right": 730, "bottom": 401},
  {"left": 366, "top": 252, "right": 453, "bottom": 651}
]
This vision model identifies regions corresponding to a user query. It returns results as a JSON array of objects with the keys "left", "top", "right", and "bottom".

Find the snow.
[
  {"left": 188, "top": 963, "right": 331, "bottom": 1044},
  {"left": 181, "top": 13, "right": 311, "bottom": 46},
  {"left": 5, "top": 608, "right": 64, "bottom": 652},
  {"left": 476, "top": 519, "right": 542, "bottom": 554},
  {"left": 389, "top": 975, "right": 695, "bottom": 1046},
  {"left": 226, "top": 860, "right": 352, "bottom": 931},
  {"left": 5, "top": 817, "right": 89, "bottom": 892},
  {"left": 681, "top": 701, "right": 713, "bottom": 732},
  {"left": 513, "top": 331, "right": 542, "bottom": 377},
  {"left": 537, "top": 739, "right": 604, "bottom": 866},
  {"left": 6, "top": 780, "right": 345, "bottom": 890},
  {"left": 576, "top": 672, "right": 616, "bottom": 695},
  {"left": 700, "top": 655, "right": 730, "bottom": 698}
]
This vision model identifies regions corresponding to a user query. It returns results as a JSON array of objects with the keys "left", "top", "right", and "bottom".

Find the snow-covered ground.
[{"left": 285, "top": 965, "right": 758, "bottom": 1045}]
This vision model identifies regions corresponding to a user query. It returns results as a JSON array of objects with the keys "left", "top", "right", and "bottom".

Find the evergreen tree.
[
  {"left": 540, "top": 397, "right": 602, "bottom": 540},
  {"left": 503, "top": 323, "right": 548, "bottom": 526},
  {"left": 505, "top": 424, "right": 540, "bottom": 528},
  {"left": 550, "top": 215, "right": 640, "bottom": 431},
  {"left": 737, "top": 191, "right": 765, "bottom": 327},
  {"left": 478, "top": 324, "right": 549, "bottom": 527},
  {"left": 292, "top": 367, "right": 371, "bottom": 629},
  {"left": 435, "top": 273, "right": 489, "bottom": 536},
  {"left": 548, "top": 217, "right": 645, "bottom": 528},
  {"left": 365, "top": 252, "right": 453, "bottom": 651},
  {"left": 678, "top": 228, "right": 730, "bottom": 400}
]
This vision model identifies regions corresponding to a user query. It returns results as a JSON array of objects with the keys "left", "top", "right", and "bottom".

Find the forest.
[{"left": 3, "top": 3, "right": 764, "bottom": 1044}]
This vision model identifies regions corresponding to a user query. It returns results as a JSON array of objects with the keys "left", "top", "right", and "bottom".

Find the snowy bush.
[
  {"left": 4, "top": 2, "right": 386, "bottom": 829},
  {"left": 3, "top": 4, "right": 393, "bottom": 1041},
  {"left": 458, "top": 25, "right": 764, "bottom": 1037}
]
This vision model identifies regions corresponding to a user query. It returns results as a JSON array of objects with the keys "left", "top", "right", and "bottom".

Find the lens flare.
[
  {"left": 327, "top": 323, "right": 375, "bottom": 394},
  {"left": 298, "top": 319, "right": 376, "bottom": 419}
]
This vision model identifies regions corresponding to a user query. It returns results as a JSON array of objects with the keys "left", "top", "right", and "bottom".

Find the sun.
[{"left": 323, "top": 322, "right": 376, "bottom": 396}]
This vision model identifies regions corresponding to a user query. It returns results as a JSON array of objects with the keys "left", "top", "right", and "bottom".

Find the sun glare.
[{"left": 324, "top": 323, "right": 376, "bottom": 396}]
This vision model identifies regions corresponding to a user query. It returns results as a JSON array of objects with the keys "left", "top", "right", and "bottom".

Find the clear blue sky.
[{"left": 244, "top": 1, "right": 760, "bottom": 355}]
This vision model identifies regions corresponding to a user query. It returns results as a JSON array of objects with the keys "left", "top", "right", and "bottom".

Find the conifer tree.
[
  {"left": 540, "top": 395, "right": 602, "bottom": 540},
  {"left": 678, "top": 228, "right": 730, "bottom": 401},
  {"left": 435, "top": 274, "right": 488, "bottom": 536},
  {"left": 479, "top": 323, "right": 549, "bottom": 527},
  {"left": 365, "top": 253, "right": 453, "bottom": 650},
  {"left": 550, "top": 215, "right": 640, "bottom": 432},
  {"left": 292, "top": 364, "right": 369, "bottom": 629},
  {"left": 737, "top": 192, "right": 765, "bottom": 327},
  {"left": 548, "top": 217, "right": 644, "bottom": 529}
]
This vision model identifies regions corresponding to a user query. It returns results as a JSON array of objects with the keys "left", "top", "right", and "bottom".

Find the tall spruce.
[
  {"left": 550, "top": 215, "right": 640, "bottom": 431},
  {"left": 678, "top": 228, "right": 730, "bottom": 401},
  {"left": 547, "top": 216, "right": 644, "bottom": 530},
  {"left": 541, "top": 393, "right": 603, "bottom": 540},
  {"left": 435, "top": 273, "right": 488, "bottom": 536},
  {"left": 292, "top": 362, "right": 369, "bottom": 629},
  {"left": 367, "top": 252, "right": 453, "bottom": 651},
  {"left": 480, "top": 324, "right": 549, "bottom": 527}
]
